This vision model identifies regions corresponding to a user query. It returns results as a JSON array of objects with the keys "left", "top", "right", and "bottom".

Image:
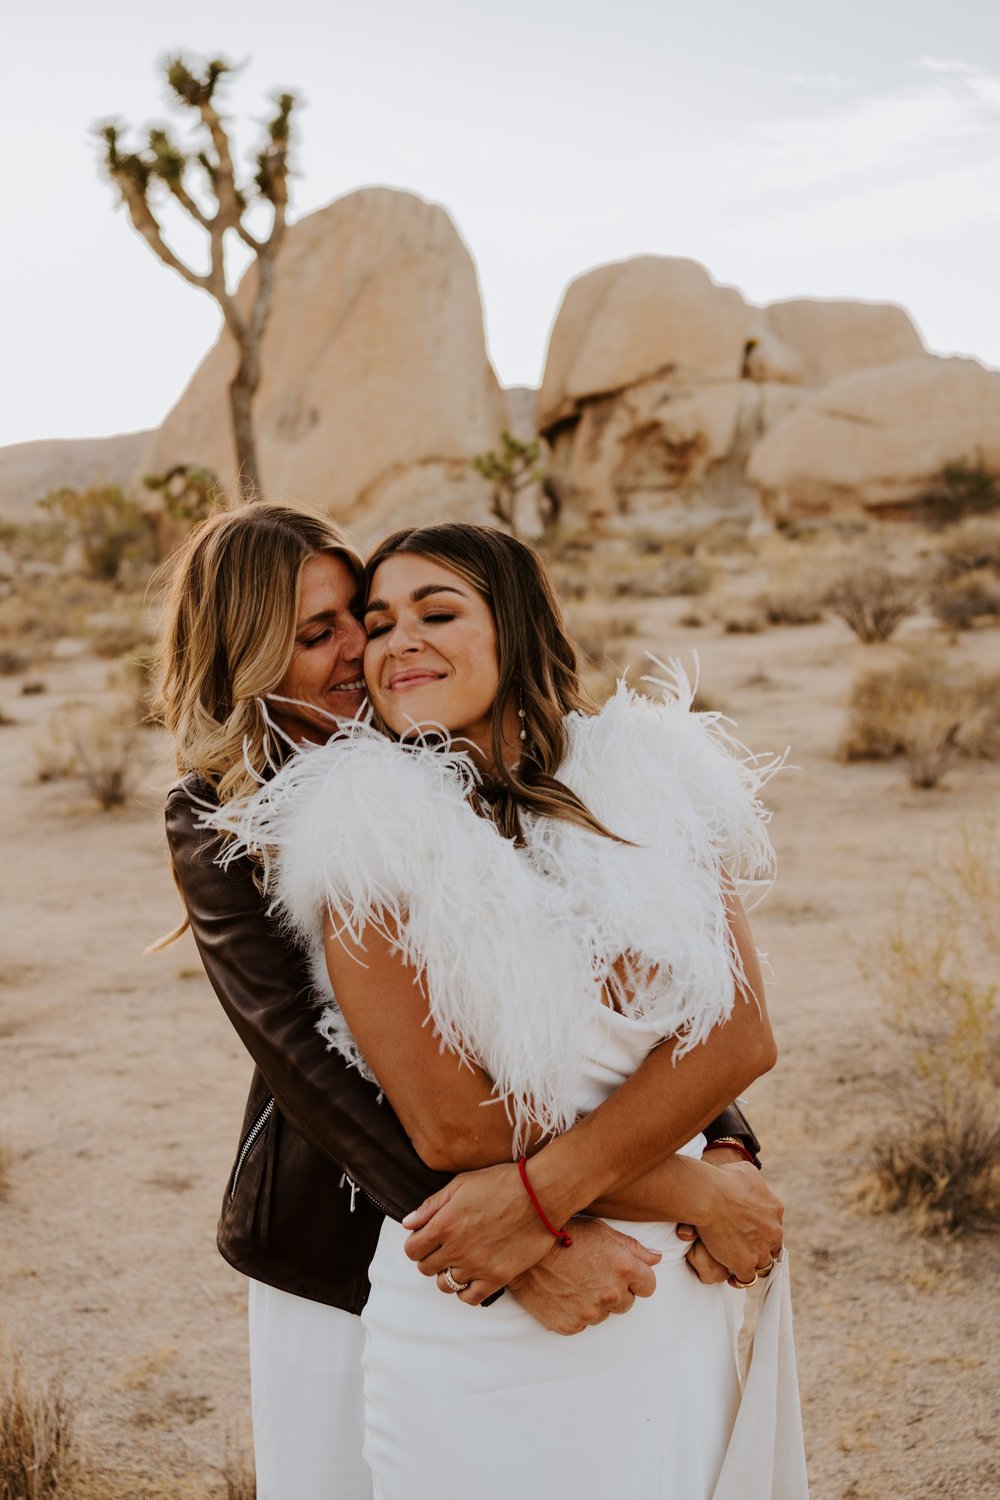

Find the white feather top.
[{"left": 204, "top": 664, "right": 781, "bottom": 1153}]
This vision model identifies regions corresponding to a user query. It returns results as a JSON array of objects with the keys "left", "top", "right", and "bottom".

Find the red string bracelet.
[
  {"left": 703, "top": 1137, "right": 759, "bottom": 1168},
  {"left": 518, "top": 1155, "right": 573, "bottom": 1248}
]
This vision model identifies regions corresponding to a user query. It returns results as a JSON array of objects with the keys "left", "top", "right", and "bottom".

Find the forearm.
[{"left": 587, "top": 1152, "right": 719, "bottom": 1223}]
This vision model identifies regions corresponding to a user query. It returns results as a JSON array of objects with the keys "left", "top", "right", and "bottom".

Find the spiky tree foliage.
[{"left": 97, "top": 56, "right": 295, "bottom": 501}]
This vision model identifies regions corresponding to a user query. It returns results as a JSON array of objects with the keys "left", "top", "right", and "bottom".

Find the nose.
[
  {"left": 343, "top": 612, "right": 367, "bottom": 662},
  {"left": 382, "top": 616, "right": 422, "bottom": 656}
]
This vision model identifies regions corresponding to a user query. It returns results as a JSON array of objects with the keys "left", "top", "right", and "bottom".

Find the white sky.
[{"left": 3, "top": 0, "right": 999, "bottom": 448}]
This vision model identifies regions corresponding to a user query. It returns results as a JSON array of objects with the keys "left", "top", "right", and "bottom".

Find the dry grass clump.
[
  {"left": 33, "top": 704, "right": 144, "bottom": 807},
  {"left": 825, "top": 565, "right": 921, "bottom": 642},
  {"left": 754, "top": 588, "right": 824, "bottom": 626},
  {"left": 0, "top": 1357, "right": 79, "bottom": 1499},
  {"left": 612, "top": 554, "right": 713, "bottom": 600},
  {"left": 0, "top": 641, "right": 32, "bottom": 676},
  {"left": 929, "top": 571, "right": 1000, "bottom": 631},
  {"left": 932, "top": 516, "right": 1000, "bottom": 581},
  {"left": 222, "top": 1443, "right": 256, "bottom": 1500},
  {"left": 841, "top": 657, "right": 1000, "bottom": 788},
  {"left": 858, "top": 825, "right": 1000, "bottom": 1233},
  {"left": 721, "top": 606, "right": 767, "bottom": 635}
]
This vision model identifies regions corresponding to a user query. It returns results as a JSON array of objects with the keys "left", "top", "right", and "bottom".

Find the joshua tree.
[{"left": 97, "top": 56, "right": 294, "bottom": 501}]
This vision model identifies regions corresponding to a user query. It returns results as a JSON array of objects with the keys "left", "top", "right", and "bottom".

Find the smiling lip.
[
  {"left": 387, "top": 670, "right": 444, "bottom": 691},
  {"left": 327, "top": 679, "right": 364, "bottom": 695}
]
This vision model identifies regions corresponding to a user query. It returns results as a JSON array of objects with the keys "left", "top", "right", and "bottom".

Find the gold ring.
[
  {"left": 443, "top": 1267, "right": 470, "bottom": 1293},
  {"left": 731, "top": 1273, "right": 758, "bottom": 1289},
  {"left": 758, "top": 1257, "right": 776, "bottom": 1278}
]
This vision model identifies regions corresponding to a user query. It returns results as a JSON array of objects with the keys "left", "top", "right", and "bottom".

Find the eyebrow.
[{"left": 364, "top": 584, "right": 467, "bottom": 615}]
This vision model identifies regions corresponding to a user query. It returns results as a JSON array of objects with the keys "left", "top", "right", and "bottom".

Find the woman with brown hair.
[{"left": 206, "top": 520, "right": 805, "bottom": 1497}]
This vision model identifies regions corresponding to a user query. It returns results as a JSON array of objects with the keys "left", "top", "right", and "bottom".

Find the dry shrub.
[
  {"left": 33, "top": 708, "right": 81, "bottom": 783},
  {"left": 721, "top": 607, "right": 767, "bottom": 635},
  {"left": 33, "top": 704, "right": 144, "bottom": 807},
  {"left": 916, "top": 454, "right": 1000, "bottom": 526},
  {"left": 117, "top": 645, "right": 160, "bottom": 725},
  {"left": 0, "top": 642, "right": 31, "bottom": 676},
  {"left": 932, "top": 516, "right": 1000, "bottom": 580},
  {"left": 754, "top": 589, "right": 824, "bottom": 626},
  {"left": 930, "top": 570, "right": 1000, "bottom": 631},
  {"left": 859, "top": 824, "right": 1000, "bottom": 1233},
  {"left": 67, "top": 707, "right": 143, "bottom": 810},
  {"left": 841, "top": 657, "right": 1000, "bottom": 788},
  {"left": 87, "top": 617, "right": 153, "bottom": 660},
  {"left": 825, "top": 565, "right": 921, "bottom": 642},
  {"left": 0, "top": 1357, "right": 79, "bottom": 1499},
  {"left": 613, "top": 555, "right": 713, "bottom": 600},
  {"left": 861, "top": 1091, "right": 1000, "bottom": 1233},
  {"left": 222, "top": 1443, "right": 256, "bottom": 1500}
]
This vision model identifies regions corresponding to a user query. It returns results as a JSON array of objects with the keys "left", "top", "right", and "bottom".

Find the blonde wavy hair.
[{"left": 154, "top": 502, "right": 362, "bottom": 807}]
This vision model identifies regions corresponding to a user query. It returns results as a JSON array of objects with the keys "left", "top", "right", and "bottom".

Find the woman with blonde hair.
[{"left": 203, "top": 518, "right": 806, "bottom": 1497}]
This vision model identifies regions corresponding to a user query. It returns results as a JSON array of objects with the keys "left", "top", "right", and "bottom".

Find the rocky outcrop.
[
  {"left": 536, "top": 259, "right": 947, "bottom": 534},
  {"left": 140, "top": 188, "right": 506, "bottom": 542},
  {"left": 748, "top": 357, "right": 1000, "bottom": 518},
  {"left": 758, "top": 299, "right": 927, "bottom": 388}
]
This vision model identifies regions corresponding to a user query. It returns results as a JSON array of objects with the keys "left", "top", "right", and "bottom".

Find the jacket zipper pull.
[{"left": 346, "top": 1174, "right": 359, "bottom": 1212}]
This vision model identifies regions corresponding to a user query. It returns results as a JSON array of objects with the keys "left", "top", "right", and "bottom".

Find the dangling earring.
[{"left": 517, "top": 689, "right": 528, "bottom": 742}]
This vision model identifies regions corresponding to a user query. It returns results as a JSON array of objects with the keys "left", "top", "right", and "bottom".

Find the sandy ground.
[{"left": 2, "top": 578, "right": 999, "bottom": 1498}]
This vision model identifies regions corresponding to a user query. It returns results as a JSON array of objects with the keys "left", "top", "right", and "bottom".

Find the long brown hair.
[
  {"left": 155, "top": 502, "right": 362, "bottom": 807},
  {"left": 363, "top": 523, "right": 620, "bottom": 844}
]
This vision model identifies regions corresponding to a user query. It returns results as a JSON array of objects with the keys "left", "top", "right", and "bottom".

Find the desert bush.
[
  {"left": 858, "top": 825, "right": 1000, "bottom": 1233},
  {"left": 929, "top": 570, "right": 1000, "bottom": 631},
  {"left": 0, "top": 1357, "right": 78, "bottom": 1499},
  {"left": 39, "top": 486, "right": 157, "bottom": 582},
  {"left": 0, "top": 641, "right": 30, "bottom": 676},
  {"left": 33, "top": 708, "right": 81, "bottom": 783},
  {"left": 841, "top": 657, "right": 1000, "bottom": 787},
  {"left": 932, "top": 516, "right": 1000, "bottom": 581},
  {"left": 861, "top": 1090, "right": 1000, "bottom": 1233},
  {"left": 916, "top": 455, "right": 1000, "bottom": 527},
  {"left": 118, "top": 645, "right": 160, "bottom": 725},
  {"left": 754, "top": 588, "right": 824, "bottom": 626},
  {"left": 825, "top": 565, "right": 921, "bottom": 642},
  {"left": 0, "top": 574, "right": 133, "bottom": 648},
  {"left": 614, "top": 555, "right": 712, "bottom": 600},
  {"left": 33, "top": 703, "right": 144, "bottom": 806},
  {"left": 87, "top": 616, "right": 153, "bottom": 660},
  {"left": 143, "top": 464, "right": 223, "bottom": 527},
  {"left": 67, "top": 707, "right": 143, "bottom": 809},
  {"left": 721, "top": 607, "right": 767, "bottom": 635}
]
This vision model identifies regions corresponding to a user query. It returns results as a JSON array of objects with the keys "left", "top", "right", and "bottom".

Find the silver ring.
[{"left": 443, "top": 1267, "right": 470, "bottom": 1293}]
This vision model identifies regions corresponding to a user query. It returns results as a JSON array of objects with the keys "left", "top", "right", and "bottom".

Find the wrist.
[{"left": 515, "top": 1134, "right": 593, "bottom": 1229}]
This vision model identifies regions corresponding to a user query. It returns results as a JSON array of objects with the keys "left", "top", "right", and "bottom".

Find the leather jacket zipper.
[
  {"left": 341, "top": 1170, "right": 389, "bottom": 1216},
  {"left": 230, "top": 1096, "right": 275, "bottom": 1202}
]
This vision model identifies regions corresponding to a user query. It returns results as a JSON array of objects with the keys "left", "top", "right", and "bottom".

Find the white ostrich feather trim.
[{"left": 202, "top": 664, "right": 781, "bottom": 1153}]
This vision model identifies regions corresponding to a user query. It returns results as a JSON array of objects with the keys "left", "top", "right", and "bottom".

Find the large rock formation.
[
  {"left": 535, "top": 258, "right": 946, "bottom": 534},
  {"left": 748, "top": 357, "right": 1000, "bottom": 518},
  {"left": 758, "top": 298, "right": 927, "bottom": 389},
  {"left": 140, "top": 188, "right": 506, "bottom": 544},
  {"left": 538, "top": 258, "right": 803, "bottom": 535}
]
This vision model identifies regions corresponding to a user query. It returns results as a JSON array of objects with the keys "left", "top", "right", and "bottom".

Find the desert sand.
[{"left": 2, "top": 531, "right": 999, "bottom": 1499}]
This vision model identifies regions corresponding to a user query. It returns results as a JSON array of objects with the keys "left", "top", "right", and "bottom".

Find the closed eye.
[{"left": 300, "top": 629, "right": 332, "bottom": 648}]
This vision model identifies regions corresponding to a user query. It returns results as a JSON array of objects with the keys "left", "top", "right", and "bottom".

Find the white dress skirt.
[{"left": 360, "top": 1008, "right": 745, "bottom": 1500}]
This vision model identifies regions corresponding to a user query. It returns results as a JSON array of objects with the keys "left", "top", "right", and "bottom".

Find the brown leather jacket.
[{"left": 165, "top": 773, "right": 761, "bottom": 1315}]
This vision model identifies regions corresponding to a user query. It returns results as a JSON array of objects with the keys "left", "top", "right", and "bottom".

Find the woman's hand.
[
  {"left": 675, "top": 1149, "right": 784, "bottom": 1285},
  {"left": 503, "top": 1219, "right": 660, "bottom": 1333},
  {"left": 402, "top": 1163, "right": 559, "bottom": 1302}
]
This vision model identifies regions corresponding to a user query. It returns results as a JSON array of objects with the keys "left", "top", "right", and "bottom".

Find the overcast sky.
[{"left": 3, "top": 0, "right": 998, "bottom": 449}]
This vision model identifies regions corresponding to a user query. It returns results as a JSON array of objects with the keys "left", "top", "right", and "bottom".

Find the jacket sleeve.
[{"left": 165, "top": 779, "right": 452, "bottom": 1222}]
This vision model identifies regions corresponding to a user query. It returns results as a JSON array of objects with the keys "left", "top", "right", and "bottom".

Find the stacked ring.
[{"left": 443, "top": 1267, "right": 470, "bottom": 1293}]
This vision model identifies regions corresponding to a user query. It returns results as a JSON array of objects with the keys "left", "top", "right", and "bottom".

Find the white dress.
[
  {"left": 206, "top": 671, "right": 808, "bottom": 1499},
  {"left": 361, "top": 1008, "right": 743, "bottom": 1500}
]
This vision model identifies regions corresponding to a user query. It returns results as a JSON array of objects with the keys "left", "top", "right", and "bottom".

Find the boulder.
[
  {"left": 538, "top": 257, "right": 752, "bottom": 430},
  {"left": 761, "top": 298, "right": 926, "bottom": 387},
  {"left": 140, "top": 188, "right": 506, "bottom": 533},
  {"left": 747, "top": 357, "right": 1000, "bottom": 518}
]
